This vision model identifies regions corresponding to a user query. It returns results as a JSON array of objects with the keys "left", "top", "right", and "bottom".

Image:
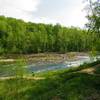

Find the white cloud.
[
  {"left": 59, "top": 4, "right": 88, "bottom": 27},
  {"left": 0, "top": 0, "right": 88, "bottom": 28},
  {"left": 0, "top": 0, "right": 40, "bottom": 20},
  {"left": 33, "top": 17, "right": 58, "bottom": 25}
]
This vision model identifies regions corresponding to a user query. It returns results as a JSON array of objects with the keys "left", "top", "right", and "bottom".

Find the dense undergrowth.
[{"left": 0, "top": 61, "right": 100, "bottom": 100}]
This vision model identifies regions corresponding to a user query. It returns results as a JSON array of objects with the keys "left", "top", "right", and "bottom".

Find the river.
[
  {"left": 0, "top": 55, "right": 100, "bottom": 77},
  {"left": 28, "top": 55, "right": 100, "bottom": 73}
]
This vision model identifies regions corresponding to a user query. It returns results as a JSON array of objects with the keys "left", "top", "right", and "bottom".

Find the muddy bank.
[{"left": 0, "top": 52, "right": 89, "bottom": 64}]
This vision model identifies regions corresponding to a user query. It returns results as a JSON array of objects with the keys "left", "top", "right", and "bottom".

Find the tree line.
[{"left": 0, "top": 16, "right": 100, "bottom": 54}]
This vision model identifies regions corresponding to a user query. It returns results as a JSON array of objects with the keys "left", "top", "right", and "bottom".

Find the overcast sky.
[{"left": 0, "top": 0, "right": 88, "bottom": 28}]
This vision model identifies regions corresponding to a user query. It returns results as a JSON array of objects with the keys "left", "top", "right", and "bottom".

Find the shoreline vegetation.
[
  {"left": 0, "top": 60, "right": 100, "bottom": 99},
  {"left": 0, "top": 60, "right": 100, "bottom": 81}
]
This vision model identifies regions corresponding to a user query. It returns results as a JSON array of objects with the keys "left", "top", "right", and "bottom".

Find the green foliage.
[
  {"left": 0, "top": 16, "right": 100, "bottom": 54},
  {"left": 86, "top": 0, "right": 100, "bottom": 35},
  {"left": 0, "top": 61, "right": 100, "bottom": 100},
  {"left": 32, "top": 72, "right": 35, "bottom": 76},
  {"left": 14, "top": 59, "right": 27, "bottom": 78}
]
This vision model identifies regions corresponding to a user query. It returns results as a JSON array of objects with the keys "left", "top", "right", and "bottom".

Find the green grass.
[{"left": 0, "top": 61, "right": 100, "bottom": 100}]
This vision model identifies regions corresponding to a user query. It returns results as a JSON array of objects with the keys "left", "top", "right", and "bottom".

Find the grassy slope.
[{"left": 0, "top": 61, "right": 100, "bottom": 100}]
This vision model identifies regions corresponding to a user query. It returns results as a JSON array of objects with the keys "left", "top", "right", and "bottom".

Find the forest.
[
  {"left": 0, "top": 0, "right": 100, "bottom": 100},
  {"left": 0, "top": 15, "right": 100, "bottom": 54}
]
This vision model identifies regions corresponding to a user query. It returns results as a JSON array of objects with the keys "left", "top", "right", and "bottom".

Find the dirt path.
[
  {"left": 0, "top": 59, "right": 15, "bottom": 62},
  {"left": 80, "top": 67, "right": 96, "bottom": 74},
  {"left": 80, "top": 64, "right": 100, "bottom": 76},
  {"left": 0, "top": 76, "right": 45, "bottom": 80}
]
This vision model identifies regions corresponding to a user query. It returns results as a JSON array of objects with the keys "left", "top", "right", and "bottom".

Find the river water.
[
  {"left": 0, "top": 55, "right": 100, "bottom": 76},
  {"left": 28, "top": 55, "right": 100, "bottom": 73}
]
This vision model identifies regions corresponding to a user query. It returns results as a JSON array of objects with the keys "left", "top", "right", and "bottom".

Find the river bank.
[
  {"left": 0, "top": 52, "right": 89, "bottom": 64},
  {"left": 0, "top": 61, "right": 100, "bottom": 100},
  {"left": 0, "top": 52, "right": 99, "bottom": 76}
]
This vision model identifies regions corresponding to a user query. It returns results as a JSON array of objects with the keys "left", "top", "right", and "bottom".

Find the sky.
[{"left": 0, "top": 0, "right": 88, "bottom": 28}]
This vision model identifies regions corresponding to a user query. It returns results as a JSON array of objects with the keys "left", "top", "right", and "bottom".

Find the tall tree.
[{"left": 86, "top": 0, "right": 100, "bottom": 35}]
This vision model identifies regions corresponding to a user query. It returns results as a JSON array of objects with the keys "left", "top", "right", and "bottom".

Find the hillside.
[{"left": 0, "top": 16, "right": 100, "bottom": 54}]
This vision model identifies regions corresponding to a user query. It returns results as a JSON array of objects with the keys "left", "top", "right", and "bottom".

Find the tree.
[
  {"left": 0, "top": 15, "right": 99, "bottom": 54},
  {"left": 86, "top": 0, "right": 100, "bottom": 35}
]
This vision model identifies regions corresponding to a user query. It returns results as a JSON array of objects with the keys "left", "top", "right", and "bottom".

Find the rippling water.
[
  {"left": 28, "top": 55, "right": 100, "bottom": 73},
  {"left": 0, "top": 55, "right": 100, "bottom": 76}
]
